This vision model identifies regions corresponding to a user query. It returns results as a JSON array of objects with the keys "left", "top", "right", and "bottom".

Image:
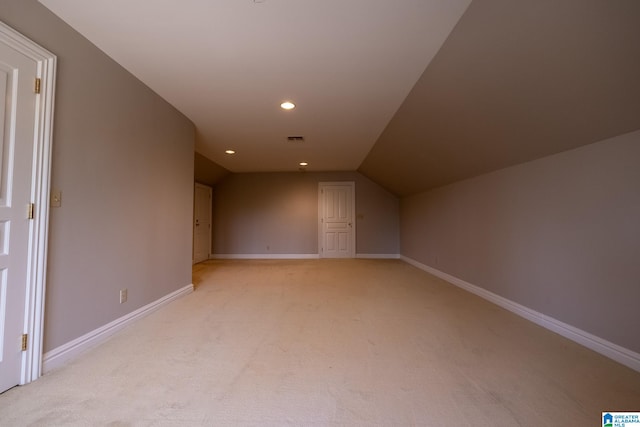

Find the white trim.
[
  {"left": 0, "top": 20, "right": 57, "bottom": 385},
  {"left": 212, "top": 253, "right": 401, "bottom": 260},
  {"left": 211, "top": 254, "right": 320, "bottom": 260},
  {"left": 401, "top": 256, "right": 640, "bottom": 373},
  {"left": 42, "top": 284, "right": 194, "bottom": 373},
  {"left": 356, "top": 254, "right": 400, "bottom": 259}
]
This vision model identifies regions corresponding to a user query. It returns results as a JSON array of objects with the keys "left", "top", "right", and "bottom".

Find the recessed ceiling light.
[
  {"left": 225, "top": 150, "right": 235, "bottom": 154},
  {"left": 299, "top": 162, "right": 308, "bottom": 166},
  {"left": 280, "top": 101, "right": 295, "bottom": 110}
]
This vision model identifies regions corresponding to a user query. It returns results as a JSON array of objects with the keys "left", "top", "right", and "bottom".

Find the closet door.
[{"left": 193, "top": 183, "right": 212, "bottom": 264}]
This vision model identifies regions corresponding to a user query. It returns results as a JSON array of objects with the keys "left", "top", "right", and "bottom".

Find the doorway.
[
  {"left": 193, "top": 183, "right": 212, "bottom": 264},
  {"left": 0, "top": 21, "right": 56, "bottom": 393},
  {"left": 318, "top": 182, "right": 355, "bottom": 258}
]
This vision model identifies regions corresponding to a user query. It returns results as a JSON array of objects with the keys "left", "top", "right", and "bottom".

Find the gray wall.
[
  {"left": 213, "top": 172, "right": 399, "bottom": 256},
  {"left": 401, "top": 130, "right": 640, "bottom": 353},
  {"left": 1, "top": 1, "right": 195, "bottom": 352}
]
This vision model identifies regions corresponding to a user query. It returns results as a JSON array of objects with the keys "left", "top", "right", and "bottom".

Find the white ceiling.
[{"left": 39, "top": 0, "right": 471, "bottom": 172}]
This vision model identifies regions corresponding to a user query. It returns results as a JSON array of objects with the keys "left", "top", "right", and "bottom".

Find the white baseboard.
[
  {"left": 401, "top": 256, "right": 640, "bottom": 373},
  {"left": 212, "top": 254, "right": 401, "bottom": 260},
  {"left": 211, "top": 254, "right": 320, "bottom": 259},
  {"left": 356, "top": 254, "right": 401, "bottom": 259},
  {"left": 42, "top": 284, "right": 194, "bottom": 373}
]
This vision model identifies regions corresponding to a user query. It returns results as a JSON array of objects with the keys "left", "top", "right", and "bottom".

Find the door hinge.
[
  {"left": 34, "top": 78, "right": 41, "bottom": 94},
  {"left": 21, "top": 334, "right": 28, "bottom": 351},
  {"left": 27, "top": 203, "right": 35, "bottom": 219}
]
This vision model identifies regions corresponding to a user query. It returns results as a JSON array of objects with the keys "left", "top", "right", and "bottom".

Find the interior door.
[
  {"left": 0, "top": 38, "right": 39, "bottom": 393},
  {"left": 319, "top": 182, "right": 355, "bottom": 258},
  {"left": 193, "top": 183, "right": 212, "bottom": 264}
]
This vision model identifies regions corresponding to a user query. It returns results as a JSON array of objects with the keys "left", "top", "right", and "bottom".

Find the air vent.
[{"left": 286, "top": 136, "right": 305, "bottom": 142}]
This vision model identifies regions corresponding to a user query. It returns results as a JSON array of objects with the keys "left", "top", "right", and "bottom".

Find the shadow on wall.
[{"left": 194, "top": 152, "right": 229, "bottom": 187}]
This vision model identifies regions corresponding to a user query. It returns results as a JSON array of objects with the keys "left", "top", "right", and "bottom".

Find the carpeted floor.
[{"left": 1, "top": 259, "right": 638, "bottom": 426}]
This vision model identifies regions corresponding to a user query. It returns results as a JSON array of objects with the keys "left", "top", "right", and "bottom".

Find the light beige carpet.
[{"left": 1, "top": 259, "right": 638, "bottom": 426}]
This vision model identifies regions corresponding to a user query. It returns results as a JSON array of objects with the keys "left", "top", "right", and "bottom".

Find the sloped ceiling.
[
  {"left": 38, "top": 0, "right": 471, "bottom": 175},
  {"left": 359, "top": 0, "right": 640, "bottom": 195},
  {"left": 39, "top": 0, "right": 640, "bottom": 196}
]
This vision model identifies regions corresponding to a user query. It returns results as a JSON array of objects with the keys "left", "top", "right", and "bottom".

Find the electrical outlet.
[
  {"left": 119, "top": 289, "right": 127, "bottom": 304},
  {"left": 51, "top": 189, "right": 62, "bottom": 207}
]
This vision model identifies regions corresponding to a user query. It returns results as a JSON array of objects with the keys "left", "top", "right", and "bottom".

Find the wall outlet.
[
  {"left": 119, "top": 288, "right": 128, "bottom": 304},
  {"left": 51, "top": 189, "right": 62, "bottom": 207}
]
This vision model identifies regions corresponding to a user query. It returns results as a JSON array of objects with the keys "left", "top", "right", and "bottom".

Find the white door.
[
  {"left": 193, "top": 183, "right": 212, "bottom": 264},
  {"left": 319, "top": 182, "right": 355, "bottom": 258},
  {"left": 0, "top": 38, "right": 39, "bottom": 393}
]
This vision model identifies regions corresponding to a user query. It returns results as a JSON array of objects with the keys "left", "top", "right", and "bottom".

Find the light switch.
[{"left": 51, "top": 189, "right": 62, "bottom": 207}]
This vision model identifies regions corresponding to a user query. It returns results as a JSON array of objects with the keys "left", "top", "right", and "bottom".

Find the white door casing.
[
  {"left": 318, "top": 182, "right": 355, "bottom": 258},
  {"left": 0, "top": 21, "right": 56, "bottom": 392},
  {"left": 0, "top": 32, "right": 35, "bottom": 394},
  {"left": 193, "top": 183, "right": 212, "bottom": 264}
]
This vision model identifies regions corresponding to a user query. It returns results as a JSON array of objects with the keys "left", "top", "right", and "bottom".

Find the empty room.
[{"left": 1, "top": 0, "right": 639, "bottom": 426}]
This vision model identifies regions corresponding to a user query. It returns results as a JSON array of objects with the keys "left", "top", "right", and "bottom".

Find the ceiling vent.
[{"left": 286, "top": 136, "right": 305, "bottom": 143}]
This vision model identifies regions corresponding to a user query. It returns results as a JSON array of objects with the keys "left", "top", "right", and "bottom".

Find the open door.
[{"left": 0, "top": 21, "right": 56, "bottom": 392}]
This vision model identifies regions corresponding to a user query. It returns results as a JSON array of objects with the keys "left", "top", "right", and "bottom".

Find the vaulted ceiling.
[
  {"left": 40, "top": 0, "right": 640, "bottom": 196},
  {"left": 359, "top": 0, "right": 640, "bottom": 195}
]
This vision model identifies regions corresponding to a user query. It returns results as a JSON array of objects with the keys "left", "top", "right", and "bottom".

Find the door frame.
[
  {"left": 318, "top": 181, "right": 356, "bottom": 258},
  {"left": 1, "top": 21, "right": 56, "bottom": 385},
  {"left": 193, "top": 182, "right": 212, "bottom": 264}
]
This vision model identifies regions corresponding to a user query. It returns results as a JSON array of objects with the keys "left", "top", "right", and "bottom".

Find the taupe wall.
[
  {"left": 213, "top": 172, "right": 399, "bottom": 255},
  {"left": 1, "top": 1, "right": 195, "bottom": 352},
  {"left": 194, "top": 152, "right": 229, "bottom": 187},
  {"left": 401, "top": 130, "right": 640, "bottom": 353}
]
